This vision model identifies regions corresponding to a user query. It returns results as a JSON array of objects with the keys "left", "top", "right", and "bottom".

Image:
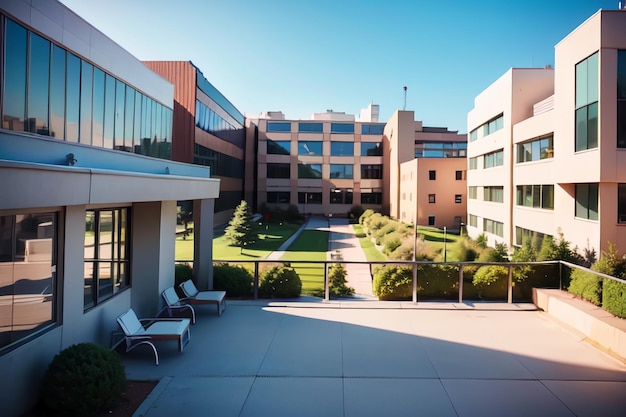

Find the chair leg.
[{"left": 127, "top": 340, "right": 160, "bottom": 365}]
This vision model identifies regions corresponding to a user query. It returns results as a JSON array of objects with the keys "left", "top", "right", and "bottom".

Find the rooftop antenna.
[{"left": 403, "top": 86, "right": 407, "bottom": 110}]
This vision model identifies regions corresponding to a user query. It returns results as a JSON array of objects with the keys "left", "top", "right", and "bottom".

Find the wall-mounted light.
[{"left": 66, "top": 153, "right": 77, "bottom": 166}]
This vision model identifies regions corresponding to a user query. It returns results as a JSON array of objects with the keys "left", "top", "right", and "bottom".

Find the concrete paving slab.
[{"left": 541, "top": 380, "right": 626, "bottom": 417}]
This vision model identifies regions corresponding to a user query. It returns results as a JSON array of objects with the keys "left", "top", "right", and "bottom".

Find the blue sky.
[{"left": 60, "top": 0, "right": 618, "bottom": 133}]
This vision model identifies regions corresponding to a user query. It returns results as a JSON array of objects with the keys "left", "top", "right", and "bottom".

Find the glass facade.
[
  {"left": 84, "top": 208, "right": 130, "bottom": 310},
  {"left": 330, "top": 142, "right": 354, "bottom": 156},
  {"left": 415, "top": 141, "right": 467, "bottom": 158},
  {"left": 1, "top": 18, "right": 172, "bottom": 158},
  {"left": 517, "top": 136, "right": 553, "bottom": 163},
  {"left": 298, "top": 141, "right": 323, "bottom": 156},
  {"left": 267, "top": 140, "right": 291, "bottom": 155},
  {"left": 0, "top": 212, "right": 57, "bottom": 352},
  {"left": 267, "top": 121, "right": 291, "bottom": 132},
  {"left": 330, "top": 123, "right": 354, "bottom": 134},
  {"left": 194, "top": 100, "right": 245, "bottom": 149},
  {"left": 575, "top": 52, "right": 599, "bottom": 151},
  {"left": 361, "top": 142, "right": 382, "bottom": 156},
  {"left": 194, "top": 144, "right": 244, "bottom": 179},
  {"left": 298, "top": 122, "right": 323, "bottom": 133},
  {"left": 329, "top": 164, "right": 353, "bottom": 179},
  {"left": 361, "top": 124, "right": 385, "bottom": 135},
  {"left": 575, "top": 183, "right": 599, "bottom": 220},
  {"left": 298, "top": 163, "right": 322, "bottom": 179}
]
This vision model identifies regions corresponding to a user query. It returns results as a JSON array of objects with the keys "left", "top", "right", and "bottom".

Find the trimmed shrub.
[
  {"left": 568, "top": 268, "right": 602, "bottom": 306},
  {"left": 42, "top": 343, "right": 126, "bottom": 417},
  {"left": 213, "top": 263, "right": 253, "bottom": 297},
  {"left": 373, "top": 265, "right": 413, "bottom": 300},
  {"left": 175, "top": 263, "right": 193, "bottom": 297},
  {"left": 602, "top": 279, "right": 626, "bottom": 318},
  {"left": 348, "top": 205, "right": 365, "bottom": 222},
  {"left": 382, "top": 231, "right": 403, "bottom": 255},
  {"left": 359, "top": 209, "right": 375, "bottom": 225},
  {"left": 418, "top": 264, "right": 459, "bottom": 299},
  {"left": 259, "top": 266, "right": 302, "bottom": 298},
  {"left": 329, "top": 263, "right": 354, "bottom": 297}
]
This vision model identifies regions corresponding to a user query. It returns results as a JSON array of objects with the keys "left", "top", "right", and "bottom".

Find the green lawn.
[
  {"left": 353, "top": 224, "right": 387, "bottom": 262},
  {"left": 417, "top": 227, "right": 461, "bottom": 261},
  {"left": 279, "top": 230, "right": 329, "bottom": 295}
]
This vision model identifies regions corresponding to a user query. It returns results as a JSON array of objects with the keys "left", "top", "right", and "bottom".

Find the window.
[
  {"left": 267, "top": 191, "right": 290, "bottom": 204},
  {"left": 468, "top": 186, "right": 477, "bottom": 199},
  {"left": 469, "top": 157, "right": 478, "bottom": 170},
  {"left": 575, "top": 183, "right": 599, "bottom": 220},
  {"left": 330, "top": 189, "right": 353, "bottom": 204},
  {"left": 428, "top": 170, "right": 436, "bottom": 180},
  {"left": 428, "top": 216, "right": 435, "bottom": 226},
  {"left": 455, "top": 194, "right": 462, "bottom": 204},
  {"left": 194, "top": 100, "right": 245, "bottom": 149},
  {"left": 27, "top": 32, "right": 50, "bottom": 136},
  {"left": 298, "top": 163, "right": 322, "bottom": 179},
  {"left": 298, "top": 141, "right": 322, "bottom": 156},
  {"left": 428, "top": 194, "right": 436, "bottom": 203},
  {"left": 50, "top": 44, "right": 66, "bottom": 139},
  {"left": 330, "top": 123, "right": 354, "bottom": 134},
  {"left": 469, "top": 114, "right": 503, "bottom": 142},
  {"left": 361, "top": 189, "right": 382, "bottom": 204},
  {"left": 575, "top": 53, "right": 599, "bottom": 151},
  {"left": 484, "top": 150, "right": 504, "bottom": 168},
  {"left": 298, "top": 192, "right": 322, "bottom": 204},
  {"left": 267, "top": 121, "right": 291, "bottom": 132},
  {"left": 468, "top": 214, "right": 478, "bottom": 228},
  {"left": 330, "top": 142, "right": 354, "bottom": 156},
  {"left": 84, "top": 208, "right": 130, "bottom": 310},
  {"left": 516, "top": 185, "right": 554, "bottom": 209},
  {"left": 361, "top": 142, "right": 382, "bottom": 156},
  {"left": 266, "top": 163, "right": 290, "bottom": 178},
  {"left": 484, "top": 186, "right": 504, "bottom": 203},
  {"left": 361, "top": 164, "right": 382, "bottom": 179},
  {"left": 469, "top": 129, "right": 478, "bottom": 142},
  {"left": 455, "top": 170, "right": 463, "bottom": 180},
  {"left": 329, "top": 164, "right": 353, "bottom": 179},
  {"left": 618, "top": 50, "right": 626, "bottom": 148},
  {"left": 515, "top": 227, "right": 548, "bottom": 247},
  {"left": 298, "top": 122, "right": 322, "bottom": 133},
  {"left": 267, "top": 140, "right": 290, "bottom": 155},
  {"left": 619, "top": 184, "right": 626, "bottom": 223},
  {"left": 484, "top": 218, "right": 504, "bottom": 237},
  {"left": 0, "top": 213, "right": 57, "bottom": 352},
  {"left": 3, "top": 19, "right": 27, "bottom": 131},
  {"left": 361, "top": 124, "right": 385, "bottom": 135},
  {"left": 415, "top": 141, "right": 467, "bottom": 158},
  {"left": 517, "top": 136, "right": 553, "bottom": 163}
]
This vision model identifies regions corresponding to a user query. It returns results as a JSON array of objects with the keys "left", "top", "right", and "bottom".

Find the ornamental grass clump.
[{"left": 42, "top": 342, "right": 126, "bottom": 417}]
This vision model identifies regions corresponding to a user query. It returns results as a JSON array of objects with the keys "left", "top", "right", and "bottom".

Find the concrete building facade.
[{"left": 0, "top": 2, "right": 219, "bottom": 415}]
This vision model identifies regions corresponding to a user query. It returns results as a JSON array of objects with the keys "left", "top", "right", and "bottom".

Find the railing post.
[
  {"left": 458, "top": 263, "right": 463, "bottom": 304},
  {"left": 559, "top": 261, "right": 562, "bottom": 291},
  {"left": 412, "top": 260, "right": 418, "bottom": 303},
  {"left": 507, "top": 264, "right": 513, "bottom": 304},
  {"left": 253, "top": 262, "right": 259, "bottom": 300},
  {"left": 324, "top": 261, "right": 330, "bottom": 301}
]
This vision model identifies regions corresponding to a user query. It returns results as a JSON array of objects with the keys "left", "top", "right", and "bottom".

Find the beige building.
[{"left": 467, "top": 9, "right": 626, "bottom": 255}]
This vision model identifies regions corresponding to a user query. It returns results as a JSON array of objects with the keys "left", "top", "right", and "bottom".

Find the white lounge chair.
[
  {"left": 160, "top": 287, "right": 196, "bottom": 324},
  {"left": 116, "top": 308, "right": 191, "bottom": 365},
  {"left": 179, "top": 280, "right": 226, "bottom": 316}
]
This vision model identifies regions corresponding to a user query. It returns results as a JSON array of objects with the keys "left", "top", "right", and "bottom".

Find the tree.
[{"left": 225, "top": 200, "right": 257, "bottom": 254}]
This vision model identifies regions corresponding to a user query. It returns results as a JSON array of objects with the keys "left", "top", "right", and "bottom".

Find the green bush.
[
  {"left": 359, "top": 209, "right": 375, "bottom": 225},
  {"left": 213, "top": 263, "right": 253, "bottom": 297},
  {"left": 382, "top": 231, "right": 403, "bottom": 255},
  {"left": 348, "top": 205, "right": 365, "bottom": 222},
  {"left": 175, "top": 263, "right": 194, "bottom": 297},
  {"left": 418, "top": 264, "right": 459, "bottom": 299},
  {"left": 373, "top": 265, "right": 413, "bottom": 300},
  {"left": 42, "top": 343, "right": 126, "bottom": 417},
  {"left": 259, "top": 266, "right": 302, "bottom": 298},
  {"left": 329, "top": 263, "right": 355, "bottom": 297},
  {"left": 602, "top": 279, "right": 626, "bottom": 318},
  {"left": 568, "top": 268, "right": 602, "bottom": 305}
]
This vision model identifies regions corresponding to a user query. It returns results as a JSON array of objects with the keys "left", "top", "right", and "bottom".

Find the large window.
[
  {"left": 267, "top": 121, "right": 291, "bottom": 132},
  {"left": 618, "top": 50, "right": 626, "bottom": 148},
  {"left": 298, "top": 122, "right": 322, "bottom": 133},
  {"left": 266, "top": 163, "right": 290, "bottom": 179},
  {"left": 0, "top": 213, "right": 57, "bottom": 352},
  {"left": 469, "top": 157, "right": 478, "bottom": 170},
  {"left": 469, "top": 114, "right": 503, "bottom": 141},
  {"left": 414, "top": 141, "right": 467, "bottom": 158},
  {"left": 516, "top": 185, "right": 554, "bottom": 209},
  {"left": 361, "top": 124, "right": 385, "bottom": 135},
  {"left": 84, "top": 208, "right": 130, "bottom": 310},
  {"left": 329, "top": 164, "right": 353, "bottom": 179},
  {"left": 361, "top": 189, "right": 382, "bottom": 204},
  {"left": 267, "top": 191, "right": 290, "bottom": 204},
  {"left": 298, "top": 141, "right": 323, "bottom": 156},
  {"left": 361, "top": 142, "right": 382, "bottom": 156},
  {"left": 515, "top": 227, "right": 548, "bottom": 247},
  {"left": 484, "top": 218, "right": 504, "bottom": 237},
  {"left": 484, "top": 150, "right": 504, "bottom": 168},
  {"left": 468, "top": 214, "right": 478, "bottom": 228},
  {"left": 575, "top": 183, "right": 598, "bottom": 220},
  {"left": 575, "top": 53, "right": 599, "bottom": 151},
  {"left": 330, "top": 142, "right": 354, "bottom": 156},
  {"left": 484, "top": 186, "right": 504, "bottom": 203},
  {"left": 1, "top": 17, "right": 172, "bottom": 158},
  {"left": 517, "top": 136, "right": 553, "bottom": 163},
  {"left": 267, "top": 140, "right": 290, "bottom": 155},
  {"left": 298, "top": 192, "right": 322, "bottom": 205},
  {"left": 618, "top": 184, "right": 626, "bottom": 223},
  {"left": 330, "top": 123, "right": 354, "bottom": 134},
  {"left": 361, "top": 164, "right": 382, "bottom": 179},
  {"left": 330, "top": 189, "right": 353, "bottom": 204},
  {"left": 298, "top": 163, "right": 322, "bottom": 179},
  {"left": 194, "top": 144, "right": 245, "bottom": 179},
  {"left": 468, "top": 186, "right": 477, "bottom": 199},
  {"left": 195, "top": 100, "right": 245, "bottom": 149}
]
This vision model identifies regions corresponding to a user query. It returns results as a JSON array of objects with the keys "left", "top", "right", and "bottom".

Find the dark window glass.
[
  {"left": 267, "top": 121, "right": 291, "bottom": 132},
  {"left": 114, "top": 79, "right": 125, "bottom": 150},
  {"left": 27, "top": 32, "right": 50, "bottom": 136},
  {"left": 103, "top": 74, "right": 115, "bottom": 149},
  {"left": 193, "top": 144, "right": 244, "bottom": 178},
  {"left": 0, "top": 212, "right": 57, "bottom": 351},
  {"left": 428, "top": 194, "right": 436, "bottom": 203},
  {"left": 575, "top": 183, "right": 599, "bottom": 220},
  {"left": 618, "top": 101, "right": 626, "bottom": 148},
  {"left": 267, "top": 140, "right": 290, "bottom": 155},
  {"left": 361, "top": 124, "right": 385, "bottom": 135},
  {"left": 84, "top": 208, "right": 130, "bottom": 310},
  {"left": 330, "top": 189, "right": 353, "bottom": 204},
  {"left": 215, "top": 190, "right": 245, "bottom": 212},
  {"left": 267, "top": 192, "right": 290, "bottom": 204},
  {"left": 298, "top": 192, "right": 322, "bottom": 204},
  {"left": 49, "top": 45, "right": 66, "bottom": 139},
  {"left": 361, "top": 164, "right": 382, "bottom": 179},
  {"left": 331, "top": 123, "right": 354, "bottom": 134},
  {"left": 542, "top": 185, "right": 554, "bottom": 209},
  {"left": 133, "top": 93, "right": 142, "bottom": 154},
  {"left": 428, "top": 216, "right": 435, "bottom": 226},
  {"left": 266, "top": 163, "right": 290, "bottom": 179},
  {"left": 619, "top": 184, "right": 626, "bottom": 223},
  {"left": 298, "top": 163, "right": 322, "bottom": 179},
  {"left": 429, "top": 170, "right": 436, "bottom": 180},
  {"left": 298, "top": 141, "right": 323, "bottom": 156},
  {"left": 79, "top": 61, "right": 93, "bottom": 145},
  {"left": 124, "top": 86, "right": 135, "bottom": 152},
  {"left": 361, "top": 142, "right": 382, "bottom": 156},
  {"left": 4, "top": 20, "right": 27, "bottom": 131},
  {"left": 65, "top": 53, "right": 80, "bottom": 142},
  {"left": 329, "top": 164, "right": 353, "bottom": 179},
  {"left": 92, "top": 68, "right": 105, "bottom": 147},
  {"left": 330, "top": 142, "right": 354, "bottom": 156},
  {"left": 298, "top": 122, "right": 323, "bottom": 132},
  {"left": 455, "top": 194, "right": 462, "bottom": 204},
  {"left": 456, "top": 170, "right": 463, "bottom": 180},
  {"left": 361, "top": 190, "right": 382, "bottom": 204}
]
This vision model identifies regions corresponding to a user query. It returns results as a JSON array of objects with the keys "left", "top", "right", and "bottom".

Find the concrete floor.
[{"left": 122, "top": 301, "right": 626, "bottom": 417}]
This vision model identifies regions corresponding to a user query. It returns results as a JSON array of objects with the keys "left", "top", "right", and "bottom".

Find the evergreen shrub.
[
  {"left": 213, "top": 263, "right": 253, "bottom": 297},
  {"left": 373, "top": 265, "right": 413, "bottom": 300},
  {"left": 259, "top": 266, "right": 302, "bottom": 298}
]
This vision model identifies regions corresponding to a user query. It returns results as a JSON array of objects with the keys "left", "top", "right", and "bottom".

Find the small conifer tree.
[{"left": 225, "top": 200, "right": 257, "bottom": 253}]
